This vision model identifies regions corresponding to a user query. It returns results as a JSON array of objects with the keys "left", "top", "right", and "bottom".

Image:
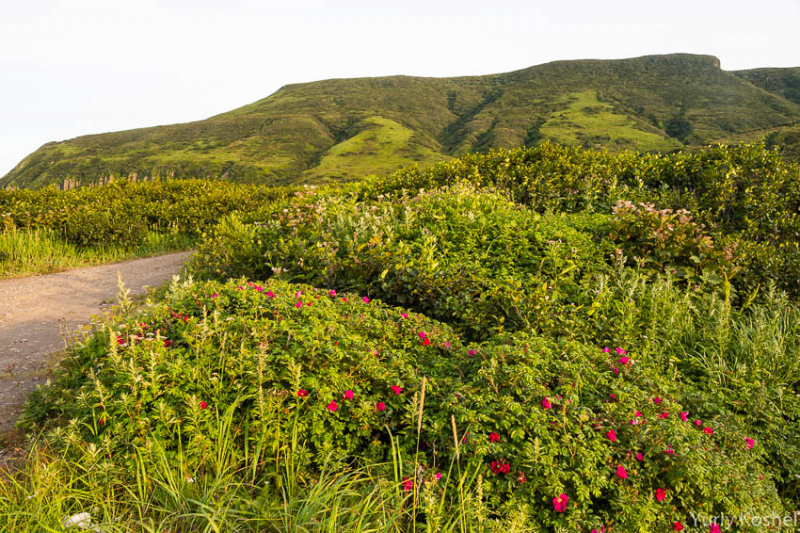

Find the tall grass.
[
  {"left": 0, "top": 401, "right": 526, "bottom": 533},
  {"left": 0, "top": 227, "right": 194, "bottom": 279}
]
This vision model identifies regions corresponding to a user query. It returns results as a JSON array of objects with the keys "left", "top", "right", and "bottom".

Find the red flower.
[
  {"left": 297, "top": 389, "right": 308, "bottom": 397},
  {"left": 680, "top": 412, "right": 689, "bottom": 422},
  {"left": 542, "top": 397, "right": 552, "bottom": 409},
  {"left": 703, "top": 426, "right": 713, "bottom": 435},
  {"left": 376, "top": 401, "right": 386, "bottom": 411},
  {"left": 659, "top": 412, "right": 669, "bottom": 419},
  {"left": 636, "top": 452, "right": 643, "bottom": 461},
  {"left": 327, "top": 401, "right": 338, "bottom": 412},
  {"left": 362, "top": 296, "right": 370, "bottom": 304},
  {"left": 618, "top": 356, "right": 629, "bottom": 365},
  {"left": 745, "top": 437, "right": 755, "bottom": 449},
  {"left": 343, "top": 389, "right": 354, "bottom": 400},
  {"left": 391, "top": 385, "right": 403, "bottom": 395},
  {"left": 552, "top": 493, "right": 569, "bottom": 512},
  {"left": 402, "top": 477, "right": 413, "bottom": 491},
  {"left": 488, "top": 432, "right": 500, "bottom": 443},
  {"left": 607, "top": 430, "right": 617, "bottom": 442},
  {"left": 616, "top": 465, "right": 628, "bottom": 479},
  {"left": 295, "top": 301, "right": 303, "bottom": 308},
  {"left": 710, "top": 524, "right": 721, "bottom": 533},
  {"left": 490, "top": 461, "right": 510, "bottom": 474},
  {"left": 673, "top": 521, "right": 684, "bottom": 531},
  {"left": 656, "top": 488, "right": 666, "bottom": 502},
  {"left": 199, "top": 401, "right": 207, "bottom": 410},
  {"left": 653, "top": 397, "right": 663, "bottom": 405},
  {"left": 422, "top": 338, "right": 431, "bottom": 346}
]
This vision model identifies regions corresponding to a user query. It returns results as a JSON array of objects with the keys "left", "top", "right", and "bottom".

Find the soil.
[{"left": 0, "top": 252, "right": 192, "bottom": 443}]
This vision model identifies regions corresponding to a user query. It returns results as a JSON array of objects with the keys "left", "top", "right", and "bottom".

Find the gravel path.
[{"left": 0, "top": 252, "right": 192, "bottom": 435}]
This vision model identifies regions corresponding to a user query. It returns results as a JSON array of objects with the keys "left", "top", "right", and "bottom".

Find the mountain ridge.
[{"left": 4, "top": 53, "right": 800, "bottom": 189}]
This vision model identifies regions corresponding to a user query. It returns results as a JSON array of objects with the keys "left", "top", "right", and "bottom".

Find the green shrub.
[
  {"left": 22, "top": 278, "right": 785, "bottom": 529},
  {"left": 458, "top": 333, "right": 780, "bottom": 530},
  {"left": 608, "top": 200, "right": 735, "bottom": 282},
  {"left": 194, "top": 184, "right": 612, "bottom": 340},
  {"left": 62, "top": 208, "right": 148, "bottom": 248}
]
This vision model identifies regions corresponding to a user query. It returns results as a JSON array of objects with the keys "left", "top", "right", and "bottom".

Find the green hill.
[
  {"left": 735, "top": 67, "right": 800, "bottom": 105},
  {"left": 4, "top": 53, "right": 800, "bottom": 189}
]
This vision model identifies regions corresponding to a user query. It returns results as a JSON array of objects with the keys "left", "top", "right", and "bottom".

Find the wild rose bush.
[
  {"left": 456, "top": 333, "right": 781, "bottom": 530},
  {"left": 23, "top": 277, "right": 464, "bottom": 470},
  {"left": 22, "top": 278, "right": 787, "bottom": 529}
]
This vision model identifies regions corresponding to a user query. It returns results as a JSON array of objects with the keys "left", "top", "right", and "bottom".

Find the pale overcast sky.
[{"left": 1, "top": 0, "right": 799, "bottom": 176}]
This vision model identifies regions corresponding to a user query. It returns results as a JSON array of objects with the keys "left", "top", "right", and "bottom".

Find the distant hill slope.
[
  {"left": 4, "top": 53, "right": 800, "bottom": 189},
  {"left": 735, "top": 67, "right": 800, "bottom": 105}
]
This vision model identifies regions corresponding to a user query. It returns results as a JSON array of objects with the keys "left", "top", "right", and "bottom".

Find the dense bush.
[
  {"left": 22, "top": 278, "right": 786, "bottom": 530},
  {"left": 0, "top": 179, "right": 294, "bottom": 245},
  {"left": 357, "top": 142, "right": 800, "bottom": 296},
  {"left": 194, "top": 184, "right": 613, "bottom": 340},
  {"left": 607, "top": 200, "right": 734, "bottom": 281},
  {"left": 11, "top": 142, "right": 800, "bottom": 530},
  {"left": 62, "top": 207, "right": 148, "bottom": 248}
]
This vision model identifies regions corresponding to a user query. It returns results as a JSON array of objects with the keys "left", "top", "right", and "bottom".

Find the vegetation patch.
[
  {"left": 3, "top": 142, "right": 800, "bottom": 531},
  {"left": 538, "top": 91, "right": 681, "bottom": 152}
]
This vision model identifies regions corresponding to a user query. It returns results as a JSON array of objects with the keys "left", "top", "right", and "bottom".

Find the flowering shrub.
[
  {"left": 453, "top": 333, "right": 781, "bottom": 529},
  {"left": 22, "top": 278, "right": 787, "bottom": 529},
  {"left": 608, "top": 200, "right": 734, "bottom": 280},
  {"left": 24, "top": 278, "right": 467, "bottom": 471}
]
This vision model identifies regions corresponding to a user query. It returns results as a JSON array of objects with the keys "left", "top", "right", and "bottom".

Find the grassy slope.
[
  {"left": 725, "top": 67, "right": 800, "bottom": 158},
  {"left": 300, "top": 117, "right": 448, "bottom": 182},
  {"left": 735, "top": 67, "right": 800, "bottom": 105},
  {"left": 537, "top": 90, "right": 682, "bottom": 151},
  {"left": 4, "top": 54, "right": 800, "bottom": 189}
]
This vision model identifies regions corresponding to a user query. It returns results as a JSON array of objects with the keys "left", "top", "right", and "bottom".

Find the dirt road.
[{"left": 0, "top": 252, "right": 192, "bottom": 435}]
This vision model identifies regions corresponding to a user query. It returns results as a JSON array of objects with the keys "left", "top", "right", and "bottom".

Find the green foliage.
[
  {"left": 8, "top": 142, "right": 800, "bottom": 529},
  {"left": 0, "top": 226, "right": 191, "bottom": 278},
  {"left": 664, "top": 111, "right": 694, "bottom": 143},
  {"left": 194, "top": 184, "right": 610, "bottom": 340},
  {"left": 0, "top": 179, "right": 293, "bottom": 277},
  {"left": 18, "top": 277, "right": 786, "bottom": 530},
  {"left": 608, "top": 200, "right": 733, "bottom": 281},
  {"left": 62, "top": 208, "right": 147, "bottom": 248}
]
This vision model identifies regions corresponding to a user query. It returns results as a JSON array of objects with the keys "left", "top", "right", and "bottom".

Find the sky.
[{"left": 1, "top": 0, "right": 799, "bottom": 177}]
